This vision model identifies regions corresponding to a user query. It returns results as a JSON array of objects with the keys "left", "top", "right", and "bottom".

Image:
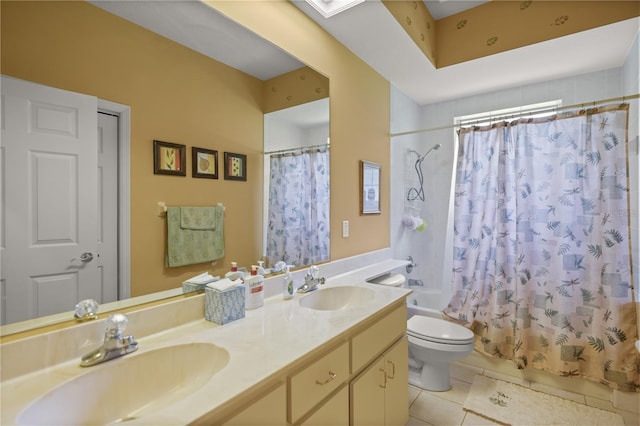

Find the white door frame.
[{"left": 98, "top": 99, "right": 131, "bottom": 299}]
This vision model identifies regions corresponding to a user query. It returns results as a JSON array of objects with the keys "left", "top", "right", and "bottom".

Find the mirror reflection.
[
  {"left": 264, "top": 99, "right": 330, "bottom": 267},
  {"left": 0, "top": 1, "right": 330, "bottom": 331}
]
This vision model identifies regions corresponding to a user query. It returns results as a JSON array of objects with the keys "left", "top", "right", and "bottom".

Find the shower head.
[{"left": 418, "top": 143, "right": 441, "bottom": 161}]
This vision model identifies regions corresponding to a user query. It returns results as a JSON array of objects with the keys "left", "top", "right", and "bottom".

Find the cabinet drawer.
[
  {"left": 290, "top": 341, "right": 349, "bottom": 423},
  {"left": 351, "top": 304, "right": 406, "bottom": 374}
]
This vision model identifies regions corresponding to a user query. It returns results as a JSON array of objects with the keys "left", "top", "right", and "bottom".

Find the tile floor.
[{"left": 406, "top": 362, "right": 640, "bottom": 426}]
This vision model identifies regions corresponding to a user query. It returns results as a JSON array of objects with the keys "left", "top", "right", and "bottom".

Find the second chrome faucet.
[
  {"left": 297, "top": 265, "right": 325, "bottom": 293},
  {"left": 80, "top": 313, "right": 138, "bottom": 367}
]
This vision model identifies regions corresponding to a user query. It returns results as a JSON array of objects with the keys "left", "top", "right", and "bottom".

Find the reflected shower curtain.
[
  {"left": 444, "top": 104, "right": 639, "bottom": 391},
  {"left": 266, "top": 147, "right": 329, "bottom": 267}
]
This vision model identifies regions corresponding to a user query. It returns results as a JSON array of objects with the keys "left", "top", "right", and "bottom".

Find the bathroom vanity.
[{"left": 0, "top": 260, "right": 411, "bottom": 425}]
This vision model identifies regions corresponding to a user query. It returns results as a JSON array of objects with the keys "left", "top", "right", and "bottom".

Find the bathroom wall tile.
[
  {"left": 605, "top": 67, "right": 624, "bottom": 98},
  {"left": 546, "top": 76, "right": 576, "bottom": 105},
  {"left": 575, "top": 70, "right": 609, "bottom": 104},
  {"left": 521, "top": 81, "right": 549, "bottom": 106},
  {"left": 409, "top": 392, "right": 466, "bottom": 426}
]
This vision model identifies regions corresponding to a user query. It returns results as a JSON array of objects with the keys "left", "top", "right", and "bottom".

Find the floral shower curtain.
[
  {"left": 443, "top": 104, "right": 639, "bottom": 391},
  {"left": 266, "top": 147, "right": 330, "bottom": 267}
]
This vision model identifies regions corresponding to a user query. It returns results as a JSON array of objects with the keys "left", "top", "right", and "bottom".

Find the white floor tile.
[
  {"left": 424, "top": 378, "right": 471, "bottom": 405},
  {"left": 450, "top": 362, "right": 483, "bottom": 384},
  {"left": 409, "top": 385, "right": 421, "bottom": 407},
  {"left": 530, "top": 381, "right": 585, "bottom": 404},
  {"left": 461, "top": 412, "right": 502, "bottom": 426},
  {"left": 409, "top": 392, "right": 466, "bottom": 426},
  {"left": 481, "top": 370, "right": 531, "bottom": 388},
  {"left": 406, "top": 415, "right": 432, "bottom": 426}
]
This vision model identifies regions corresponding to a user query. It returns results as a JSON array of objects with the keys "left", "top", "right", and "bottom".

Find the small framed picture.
[
  {"left": 360, "top": 160, "right": 381, "bottom": 215},
  {"left": 192, "top": 147, "right": 218, "bottom": 179},
  {"left": 153, "top": 140, "right": 186, "bottom": 176},
  {"left": 224, "top": 152, "right": 247, "bottom": 181}
]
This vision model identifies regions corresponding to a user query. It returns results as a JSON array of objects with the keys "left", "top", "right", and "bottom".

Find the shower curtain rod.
[
  {"left": 264, "top": 143, "right": 329, "bottom": 156},
  {"left": 390, "top": 93, "right": 640, "bottom": 138}
]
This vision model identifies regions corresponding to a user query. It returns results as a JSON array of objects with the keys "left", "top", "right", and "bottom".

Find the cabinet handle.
[
  {"left": 386, "top": 360, "right": 395, "bottom": 379},
  {"left": 315, "top": 371, "right": 337, "bottom": 385},
  {"left": 379, "top": 367, "right": 387, "bottom": 389}
]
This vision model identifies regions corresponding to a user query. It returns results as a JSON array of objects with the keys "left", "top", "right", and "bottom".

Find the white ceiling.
[{"left": 92, "top": 0, "right": 639, "bottom": 106}]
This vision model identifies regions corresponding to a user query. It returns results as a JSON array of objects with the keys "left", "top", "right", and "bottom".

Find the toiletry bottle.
[
  {"left": 257, "top": 260, "right": 266, "bottom": 276},
  {"left": 225, "top": 261, "right": 243, "bottom": 280},
  {"left": 245, "top": 265, "right": 264, "bottom": 309},
  {"left": 282, "top": 264, "right": 294, "bottom": 300}
]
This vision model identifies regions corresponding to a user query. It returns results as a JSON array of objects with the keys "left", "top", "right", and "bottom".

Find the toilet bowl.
[
  {"left": 367, "top": 272, "right": 475, "bottom": 392},
  {"left": 406, "top": 315, "right": 474, "bottom": 391}
]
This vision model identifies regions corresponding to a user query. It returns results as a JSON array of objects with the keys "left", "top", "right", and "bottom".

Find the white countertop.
[{"left": 1, "top": 259, "right": 411, "bottom": 425}]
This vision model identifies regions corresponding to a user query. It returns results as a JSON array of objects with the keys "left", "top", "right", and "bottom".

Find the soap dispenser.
[
  {"left": 244, "top": 265, "right": 264, "bottom": 309},
  {"left": 225, "top": 261, "right": 243, "bottom": 281},
  {"left": 282, "top": 264, "right": 294, "bottom": 300}
]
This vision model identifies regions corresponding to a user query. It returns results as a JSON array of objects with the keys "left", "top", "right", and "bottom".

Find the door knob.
[{"left": 71, "top": 252, "right": 94, "bottom": 263}]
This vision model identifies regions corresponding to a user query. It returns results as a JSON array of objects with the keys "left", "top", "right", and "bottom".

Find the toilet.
[{"left": 367, "top": 272, "right": 475, "bottom": 392}]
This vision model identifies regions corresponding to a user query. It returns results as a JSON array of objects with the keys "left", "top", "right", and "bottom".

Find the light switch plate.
[{"left": 342, "top": 220, "right": 349, "bottom": 238}]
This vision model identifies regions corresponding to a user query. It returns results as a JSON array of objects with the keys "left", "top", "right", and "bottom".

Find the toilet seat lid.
[{"left": 407, "top": 316, "right": 474, "bottom": 344}]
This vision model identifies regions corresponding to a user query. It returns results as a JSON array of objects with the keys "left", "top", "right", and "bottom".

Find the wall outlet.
[{"left": 342, "top": 220, "right": 349, "bottom": 238}]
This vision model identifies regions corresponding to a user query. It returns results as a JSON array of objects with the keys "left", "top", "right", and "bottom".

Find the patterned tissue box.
[
  {"left": 182, "top": 274, "right": 219, "bottom": 294},
  {"left": 204, "top": 285, "right": 245, "bottom": 325},
  {"left": 182, "top": 281, "right": 206, "bottom": 294}
]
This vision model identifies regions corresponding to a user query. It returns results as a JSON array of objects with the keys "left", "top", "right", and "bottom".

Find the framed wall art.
[
  {"left": 153, "top": 140, "right": 186, "bottom": 176},
  {"left": 192, "top": 147, "right": 218, "bottom": 179},
  {"left": 360, "top": 160, "right": 381, "bottom": 215},
  {"left": 224, "top": 152, "right": 247, "bottom": 181}
]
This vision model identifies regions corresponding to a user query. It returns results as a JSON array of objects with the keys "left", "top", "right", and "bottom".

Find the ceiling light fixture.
[{"left": 304, "top": 0, "right": 365, "bottom": 18}]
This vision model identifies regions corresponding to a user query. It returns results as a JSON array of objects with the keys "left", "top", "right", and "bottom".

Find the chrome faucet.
[
  {"left": 297, "top": 265, "right": 325, "bottom": 293},
  {"left": 80, "top": 313, "right": 138, "bottom": 367}
]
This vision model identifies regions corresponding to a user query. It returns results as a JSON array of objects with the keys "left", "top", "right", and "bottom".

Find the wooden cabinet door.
[
  {"left": 301, "top": 385, "right": 349, "bottom": 425},
  {"left": 384, "top": 337, "right": 409, "bottom": 426},
  {"left": 350, "top": 356, "right": 386, "bottom": 425}
]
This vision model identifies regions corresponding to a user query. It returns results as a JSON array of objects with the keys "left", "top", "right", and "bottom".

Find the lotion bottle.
[
  {"left": 225, "top": 261, "right": 243, "bottom": 280},
  {"left": 244, "top": 265, "right": 264, "bottom": 309},
  {"left": 282, "top": 264, "right": 294, "bottom": 300}
]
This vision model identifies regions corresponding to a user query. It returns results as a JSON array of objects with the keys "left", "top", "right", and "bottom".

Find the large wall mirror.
[
  {"left": 0, "top": 1, "right": 330, "bottom": 334},
  {"left": 263, "top": 99, "right": 330, "bottom": 268}
]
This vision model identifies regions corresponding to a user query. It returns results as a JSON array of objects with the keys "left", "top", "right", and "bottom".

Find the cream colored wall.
[
  {"left": 208, "top": 1, "right": 391, "bottom": 263},
  {"left": 1, "top": 1, "right": 391, "bottom": 296}
]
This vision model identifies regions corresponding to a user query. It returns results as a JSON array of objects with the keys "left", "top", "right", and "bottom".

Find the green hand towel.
[{"left": 166, "top": 205, "right": 225, "bottom": 267}]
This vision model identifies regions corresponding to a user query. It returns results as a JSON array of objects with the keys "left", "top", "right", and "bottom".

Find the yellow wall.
[{"left": 1, "top": 1, "right": 391, "bottom": 296}]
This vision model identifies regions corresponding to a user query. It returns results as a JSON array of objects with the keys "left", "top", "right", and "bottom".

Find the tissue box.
[
  {"left": 182, "top": 273, "right": 219, "bottom": 294},
  {"left": 182, "top": 281, "right": 207, "bottom": 294},
  {"left": 205, "top": 285, "right": 245, "bottom": 325}
]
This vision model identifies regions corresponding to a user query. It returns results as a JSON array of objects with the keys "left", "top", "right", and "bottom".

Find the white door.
[{"left": 1, "top": 76, "right": 103, "bottom": 324}]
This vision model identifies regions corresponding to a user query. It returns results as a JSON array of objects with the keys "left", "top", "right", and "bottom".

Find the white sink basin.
[
  {"left": 299, "top": 286, "right": 375, "bottom": 311},
  {"left": 17, "top": 343, "right": 229, "bottom": 425}
]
